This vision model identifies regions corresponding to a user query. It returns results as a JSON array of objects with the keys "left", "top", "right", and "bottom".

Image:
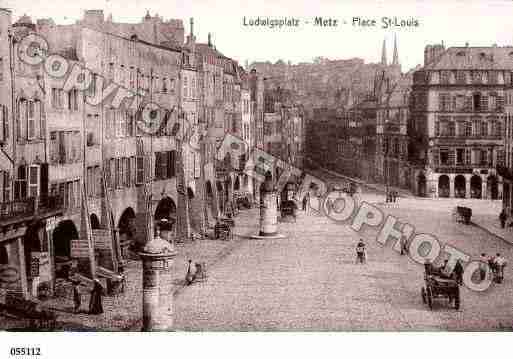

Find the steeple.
[
  {"left": 186, "top": 17, "right": 196, "bottom": 45},
  {"left": 392, "top": 35, "right": 399, "bottom": 66},
  {"left": 381, "top": 38, "right": 387, "bottom": 66}
]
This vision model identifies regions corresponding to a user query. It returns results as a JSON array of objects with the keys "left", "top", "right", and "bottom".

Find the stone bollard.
[
  {"left": 251, "top": 172, "right": 286, "bottom": 239},
  {"left": 138, "top": 225, "right": 177, "bottom": 331}
]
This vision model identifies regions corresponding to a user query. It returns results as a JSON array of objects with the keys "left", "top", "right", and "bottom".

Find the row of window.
[
  {"left": 51, "top": 88, "right": 79, "bottom": 111},
  {"left": 438, "top": 92, "right": 504, "bottom": 112},
  {"left": 437, "top": 70, "right": 502, "bottom": 85},
  {"left": 435, "top": 120, "right": 503, "bottom": 137},
  {"left": 433, "top": 148, "right": 505, "bottom": 167},
  {"left": 49, "top": 131, "right": 82, "bottom": 165},
  {"left": 106, "top": 63, "right": 177, "bottom": 95},
  {"left": 50, "top": 180, "right": 81, "bottom": 210},
  {"left": 104, "top": 157, "right": 145, "bottom": 190}
]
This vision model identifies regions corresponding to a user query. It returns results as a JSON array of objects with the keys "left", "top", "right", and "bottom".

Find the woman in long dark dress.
[{"left": 89, "top": 279, "right": 104, "bottom": 315}]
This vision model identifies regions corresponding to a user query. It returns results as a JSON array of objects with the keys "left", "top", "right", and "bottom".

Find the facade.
[
  {"left": 263, "top": 87, "right": 305, "bottom": 170},
  {"left": 0, "top": 9, "right": 263, "bottom": 301},
  {"left": 410, "top": 44, "right": 508, "bottom": 199},
  {"left": 375, "top": 70, "right": 415, "bottom": 189},
  {"left": 305, "top": 38, "right": 403, "bottom": 183}
]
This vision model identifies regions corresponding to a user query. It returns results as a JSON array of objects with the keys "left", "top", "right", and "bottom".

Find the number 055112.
[{"left": 10, "top": 348, "right": 41, "bottom": 356}]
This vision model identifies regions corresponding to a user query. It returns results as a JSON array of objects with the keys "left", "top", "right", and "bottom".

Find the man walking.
[
  {"left": 494, "top": 253, "right": 507, "bottom": 283},
  {"left": 453, "top": 260, "right": 464, "bottom": 285},
  {"left": 499, "top": 209, "right": 507, "bottom": 229},
  {"left": 302, "top": 192, "right": 309, "bottom": 211},
  {"left": 89, "top": 279, "right": 104, "bottom": 315},
  {"left": 72, "top": 280, "right": 81, "bottom": 313},
  {"left": 355, "top": 239, "right": 367, "bottom": 264},
  {"left": 479, "top": 253, "right": 489, "bottom": 281}
]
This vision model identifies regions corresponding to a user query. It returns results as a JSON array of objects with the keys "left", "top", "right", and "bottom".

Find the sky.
[{"left": 3, "top": 0, "right": 513, "bottom": 72}]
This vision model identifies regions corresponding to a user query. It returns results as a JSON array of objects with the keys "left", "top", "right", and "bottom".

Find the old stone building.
[
  {"left": 262, "top": 87, "right": 304, "bottom": 171},
  {"left": 0, "top": 9, "right": 259, "bottom": 300},
  {"left": 410, "top": 44, "right": 508, "bottom": 199},
  {"left": 0, "top": 10, "right": 65, "bottom": 299}
]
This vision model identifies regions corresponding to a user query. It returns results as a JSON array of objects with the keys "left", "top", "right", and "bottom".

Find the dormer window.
[{"left": 456, "top": 51, "right": 466, "bottom": 56}]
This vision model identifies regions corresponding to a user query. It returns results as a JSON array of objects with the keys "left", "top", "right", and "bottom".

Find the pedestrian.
[
  {"left": 499, "top": 209, "right": 507, "bottom": 229},
  {"left": 479, "top": 253, "right": 488, "bottom": 281},
  {"left": 302, "top": 193, "right": 308, "bottom": 211},
  {"left": 400, "top": 235, "right": 408, "bottom": 255},
  {"left": 89, "top": 279, "right": 104, "bottom": 315},
  {"left": 355, "top": 239, "right": 367, "bottom": 264},
  {"left": 453, "top": 260, "right": 464, "bottom": 285},
  {"left": 494, "top": 253, "right": 507, "bottom": 283},
  {"left": 72, "top": 280, "right": 81, "bottom": 313},
  {"left": 185, "top": 259, "right": 196, "bottom": 285},
  {"left": 424, "top": 259, "right": 433, "bottom": 276}
]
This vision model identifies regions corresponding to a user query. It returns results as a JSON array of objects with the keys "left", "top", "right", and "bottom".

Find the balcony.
[{"left": 0, "top": 195, "right": 64, "bottom": 226}]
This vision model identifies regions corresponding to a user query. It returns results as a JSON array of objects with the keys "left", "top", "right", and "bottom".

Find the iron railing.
[{"left": 0, "top": 195, "right": 64, "bottom": 223}]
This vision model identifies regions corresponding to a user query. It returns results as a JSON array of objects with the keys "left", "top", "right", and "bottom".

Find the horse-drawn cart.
[{"left": 421, "top": 274, "right": 460, "bottom": 310}]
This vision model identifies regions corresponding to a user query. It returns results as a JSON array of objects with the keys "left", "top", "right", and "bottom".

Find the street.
[{"left": 173, "top": 174, "right": 513, "bottom": 331}]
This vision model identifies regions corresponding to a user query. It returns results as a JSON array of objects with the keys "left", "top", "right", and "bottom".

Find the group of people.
[
  {"left": 479, "top": 253, "right": 507, "bottom": 283},
  {"left": 385, "top": 191, "right": 399, "bottom": 203}
]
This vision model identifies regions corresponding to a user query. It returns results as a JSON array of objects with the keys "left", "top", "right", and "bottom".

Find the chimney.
[{"left": 207, "top": 32, "right": 212, "bottom": 47}]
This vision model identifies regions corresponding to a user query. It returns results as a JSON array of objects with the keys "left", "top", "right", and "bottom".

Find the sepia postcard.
[{"left": 0, "top": 0, "right": 512, "bottom": 356}]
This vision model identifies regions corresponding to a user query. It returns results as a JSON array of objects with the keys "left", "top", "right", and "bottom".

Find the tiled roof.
[
  {"left": 196, "top": 43, "right": 224, "bottom": 57},
  {"left": 424, "top": 46, "right": 513, "bottom": 70}
]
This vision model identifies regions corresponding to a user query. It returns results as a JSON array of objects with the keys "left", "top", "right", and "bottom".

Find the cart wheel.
[
  {"left": 454, "top": 288, "right": 460, "bottom": 310},
  {"left": 426, "top": 287, "right": 433, "bottom": 310},
  {"left": 421, "top": 287, "right": 427, "bottom": 304}
]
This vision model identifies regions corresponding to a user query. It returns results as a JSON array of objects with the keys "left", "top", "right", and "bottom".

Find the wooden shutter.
[{"left": 40, "top": 163, "right": 48, "bottom": 202}]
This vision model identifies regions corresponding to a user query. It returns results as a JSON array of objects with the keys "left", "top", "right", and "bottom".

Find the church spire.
[
  {"left": 381, "top": 38, "right": 387, "bottom": 66},
  {"left": 392, "top": 34, "right": 399, "bottom": 66}
]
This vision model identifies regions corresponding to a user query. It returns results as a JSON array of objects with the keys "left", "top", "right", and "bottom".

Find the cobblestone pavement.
[
  {"left": 2, "top": 211, "right": 257, "bottom": 331},
  {"left": 173, "top": 176, "right": 513, "bottom": 331}
]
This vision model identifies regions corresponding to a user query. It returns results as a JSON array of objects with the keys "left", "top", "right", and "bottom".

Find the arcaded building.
[{"left": 410, "top": 44, "right": 508, "bottom": 199}]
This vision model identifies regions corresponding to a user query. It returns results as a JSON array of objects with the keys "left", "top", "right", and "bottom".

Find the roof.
[
  {"left": 423, "top": 46, "right": 513, "bottom": 70},
  {"left": 196, "top": 43, "right": 224, "bottom": 57}
]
